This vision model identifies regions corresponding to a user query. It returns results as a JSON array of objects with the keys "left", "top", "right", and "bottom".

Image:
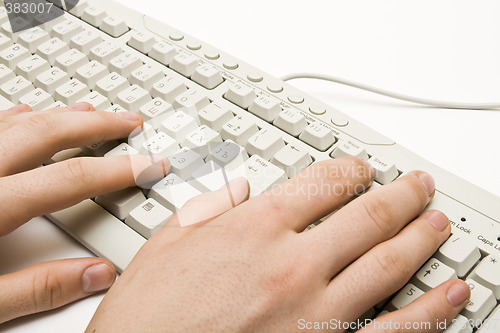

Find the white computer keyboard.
[{"left": 0, "top": 0, "right": 499, "bottom": 331}]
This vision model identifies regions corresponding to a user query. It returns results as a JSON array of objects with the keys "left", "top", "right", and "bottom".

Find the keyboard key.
[
  {"left": 100, "top": 16, "right": 129, "bottom": 37},
  {"left": 96, "top": 187, "right": 146, "bottom": 220},
  {"left": 248, "top": 95, "right": 282, "bottom": 122},
  {"left": 82, "top": 140, "right": 119, "bottom": 157},
  {"left": 35, "top": 66, "right": 70, "bottom": 94},
  {"left": 19, "top": 88, "right": 54, "bottom": 111},
  {"left": 412, "top": 258, "right": 457, "bottom": 291},
  {"left": 74, "top": 60, "right": 110, "bottom": 89},
  {"left": 0, "top": 8, "right": 8, "bottom": 26},
  {"left": 468, "top": 255, "right": 500, "bottom": 299},
  {"left": 116, "top": 84, "right": 151, "bottom": 110},
  {"left": 191, "top": 64, "right": 223, "bottom": 89},
  {"left": 462, "top": 280, "right": 496, "bottom": 324},
  {"left": 129, "top": 64, "right": 164, "bottom": 90},
  {"left": 95, "top": 72, "right": 130, "bottom": 103},
  {"left": 125, "top": 198, "right": 173, "bottom": 238},
  {"left": 127, "top": 30, "right": 156, "bottom": 54},
  {"left": 149, "top": 40, "right": 176, "bottom": 65},
  {"left": 46, "top": 147, "right": 83, "bottom": 165},
  {"left": 52, "top": 20, "right": 84, "bottom": 43},
  {"left": 271, "top": 144, "right": 312, "bottom": 178},
  {"left": 273, "top": 109, "right": 307, "bottom": 136},
  {"left": 173, "top": 88, "right": 210, "bottom": 118},
  {"left": 151, "top": 75, "right": 187, "bottom": 103},
  {"left": 0, "top": 43, "right": 30, "bottom": 68},
  {"left": 443, "top": 314, "right": 473, "bottom": 333},
  {"left": 198, "top": 103, "right": 234, "bottom": 131},
  {"left": 18, "top": 27, "right": 50, "bottom": 53},
  {"left": 34, "top": 8, "right": 66, "bottom": 31},
  {"left": 0, "top": 76, "right": 34, "bottom": 103},
  {"left": 386, "top": 283, "right": 424, "bottom": 311},
  {"left": 245, "top": 128, "right": 285, "bottom": 161},
  {"left": 149, "top": 173, "right": 202, "bottom": 212},
  {"left": 331, "top": 139, "right": 369, "bottom": 160},
  {"left": 45, "top": 101, "right": 67, "bottom": 109},
  {"left": 224, "top": 82, "right": 256, "bottom": 109},
  {"left": 127, "top": 122, "right": 156, "bottom": 149},
  {"left": 70, "top": 29, "right": 102, "bottom": 53},
  {"left": 169, "top": 52, "right": 199, "bottom": 77},
  {"left": 140, "top": 131, "right": 179, "bottom": 158},
  {"left": 109, "top": 52, "right": 143, "bottom": 78},
  {"left": 368, "top": 156, "right": 399, "bottom": 184},
  {"left": 299, "top": 123, "right": 336, "bottom": 151},
  {"left": 66, "top": 0, "right": 89, "bottom": 17},
  {"left": 15, "top": 55, "right": 50, "bottom": 82},
  {"left": 54, "top": 78, "right": 90, "bottom": 105},
  {"left": 77, "top": 91, "right": 111, "bottom": 110},
  {"left": 181, "top": 125, "right": 222, "bottom": 157},
  {"left": 220, "top": 113, "right": 259, "bottom": 146},
  {"left": 54, "top": 48, "right": 89, "bottom": 76},
  {"left": 168, "top": 147, "right": 204, "bottom": 180},
  {"left": 0, "top": 63, "right": 15, "bottom": 83},
  {"left": 47, "top": 198, "right": 147, "bottom": 273},
  {"left": 160, "top": 111, "right": 198, "bottom": 141},
  {"left": 37, "top": 37, "right": 70, "bottom": 65},
  {"left": 139, "top": 97, "right": 173, "bottom": 129},
  {"left": 210, "top": 140, "right": 248, "bottom": 171},
  {"left": 435, "top": 235, "right": 481, "bottom": 278},
  {"left": 1, "top": 17, "right": 30, "bottom": 40},
  {"left": 89, "top": 41, "right": 122, "bottom": 65},
  {"left": 476, "top": 306, "right": 500, "bottom": 333},
  {"left": 230, "top": 155, "right": 286, "bottom": 198},
  {"left": 0, "top": 33, "right": 13, "bottom": 50},
  {"left": 189, "top": 161, "right": 228, "bottom": 192},
  {"left": 105, "top": 103, "right": 128, "bottom": 114},
  {"left": 104, "top": 143, "right": 139, "bottom": 157},
  {"left": 81, "top": 6, "right": 107, "bottom": 27}
]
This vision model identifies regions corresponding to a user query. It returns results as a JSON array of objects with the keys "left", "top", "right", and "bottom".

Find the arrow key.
[{"left": 412, "top": 258, "right": 457, "bottom": 292}]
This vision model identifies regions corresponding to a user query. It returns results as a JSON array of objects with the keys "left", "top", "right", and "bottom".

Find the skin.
[
  {"left": 0, "top": 103, "right": 163, "bottom": 324},
  {"left": 0, "top": 104, "right": 470, "bottom": 332}
]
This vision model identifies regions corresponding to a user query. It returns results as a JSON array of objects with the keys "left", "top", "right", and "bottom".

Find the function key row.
[{"left": 126, "top": 30, "right": 224, "bottom": 90}]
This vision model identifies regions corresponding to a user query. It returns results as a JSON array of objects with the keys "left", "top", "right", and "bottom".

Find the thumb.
[{"left": 0, "top": 258, "right": 116, "bottom": 324}]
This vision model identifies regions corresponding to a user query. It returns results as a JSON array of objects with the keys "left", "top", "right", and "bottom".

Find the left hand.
[{"left": 0, "top": 103, "right": 164, "bottom": 324}]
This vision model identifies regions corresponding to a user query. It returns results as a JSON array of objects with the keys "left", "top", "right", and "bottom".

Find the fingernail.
[
  {"left": 118, "top": 111, "right": 142, "bottom": 121},
  {"left": 418, "top": 172, "right": 435, "bottom": 197},
  {"left": 82, "top": 263, "right": 115, "bottom": 293},
  {"left": 447, "top": 282, "right": 470, "bottom": 306},
  {"left": 69, "top": 102, "right": 94, "bottom": 111},
  {"left": 426, "top": 210, "right": 449, "bottom": 231},
  {"left": 7, "top": 104, "right": 30, "bottom": 113},
  {"left": 218, "top": 177, "right": 250, "bottom": 204}
]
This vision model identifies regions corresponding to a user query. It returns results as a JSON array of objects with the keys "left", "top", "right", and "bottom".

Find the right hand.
[{"left": 87, "top": 157, "right": 470, "bottom": 332}]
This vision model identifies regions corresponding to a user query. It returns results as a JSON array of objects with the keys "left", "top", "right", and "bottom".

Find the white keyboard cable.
[{"left": 280, "top": 73, "right": 500, "bottom": 111}]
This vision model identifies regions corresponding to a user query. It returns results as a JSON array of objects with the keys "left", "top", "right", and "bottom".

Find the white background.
[{"left": 1, "top": 0, "right": 499, "bottom": 331}]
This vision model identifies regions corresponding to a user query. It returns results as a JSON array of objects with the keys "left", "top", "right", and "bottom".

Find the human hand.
[
  {"left": 0, "top": 103, "right": 165, "bottom": 324},
  {"left": 87, "top": 157, "right": 470, "bottom": 332}
]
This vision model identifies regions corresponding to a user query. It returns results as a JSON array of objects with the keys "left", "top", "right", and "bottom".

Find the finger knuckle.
[
  {"left": 22, "top": 114, "right": 55, "bottom": 139},
  {"left": 61, "top": 158, "right": 93, "bottom": 184},
  {"left": 32, "top": 268, "right": 65, "bottom": 311},
  {"left": 360, "top": 197, "right": 395, "bottom": 237},
  {"left": 375, "top": 251, "right": 412, "bottom": 280}
]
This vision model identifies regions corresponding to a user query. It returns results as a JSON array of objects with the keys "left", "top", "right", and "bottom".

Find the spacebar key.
[{"left": 46, "top": 199, "right": 146, "bottom": 273}]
